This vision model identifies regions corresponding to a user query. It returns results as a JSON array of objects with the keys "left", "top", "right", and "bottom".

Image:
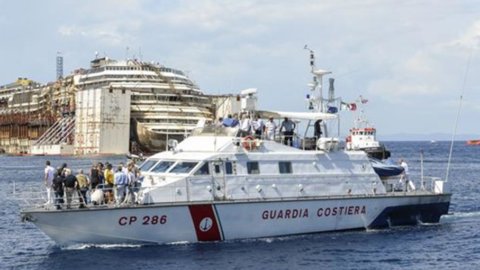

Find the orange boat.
[{"left": 466, "top": 140, "right": 480, "bottom": 145}]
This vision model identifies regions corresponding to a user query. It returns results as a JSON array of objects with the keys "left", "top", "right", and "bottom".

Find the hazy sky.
[{"left": 1, "top": 0, "right": 479, "bottom": 137}]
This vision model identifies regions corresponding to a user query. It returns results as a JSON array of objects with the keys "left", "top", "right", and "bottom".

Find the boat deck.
[{"left": 16, "top": 180, "right": 448, "bottom": 214}]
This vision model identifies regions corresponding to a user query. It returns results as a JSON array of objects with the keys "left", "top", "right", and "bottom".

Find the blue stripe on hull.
[{"left": 368, "top": 202, "right": 450, "bottom": 229}]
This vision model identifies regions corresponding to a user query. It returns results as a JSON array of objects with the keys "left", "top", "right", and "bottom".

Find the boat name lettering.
[
  {"left": 317, "top": 206, "right": 366, "bottom": 217},
  {"left": 262, "top": 208, "right": 309, "bottom": 220},
  {"left": 261, "top": 206, "right": 367, "bottom": 220},
  {"left": 118, "top": 215, "right": 167, "bottom": 226}
]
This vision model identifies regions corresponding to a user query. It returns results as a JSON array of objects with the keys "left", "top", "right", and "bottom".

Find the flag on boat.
[
  {"left": 359, "top": 95, "right": 368, "bottom": 104},
  {"left": 340, "top": 102, "right": 357, "bottom": 111}
]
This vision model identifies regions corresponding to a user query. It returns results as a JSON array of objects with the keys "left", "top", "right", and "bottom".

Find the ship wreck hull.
[{"left": 131, "top": 119, "right": 188, "bottom": 153}]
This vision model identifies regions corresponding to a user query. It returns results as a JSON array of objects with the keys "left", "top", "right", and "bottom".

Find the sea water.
[{"left": 1, "top": 141, "right": 479, "bottom": 270}]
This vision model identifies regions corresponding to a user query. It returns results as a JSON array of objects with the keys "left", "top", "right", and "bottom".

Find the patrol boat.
[{"left": 20, "top": 51, "right": 451, "bottom": 246}]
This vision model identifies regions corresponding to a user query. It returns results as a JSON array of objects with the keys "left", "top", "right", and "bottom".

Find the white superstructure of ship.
[
  {"left": 75, "top": 57, "right": 213, "bottom": 152},
  {"left": 19, "top": 49, "right": 451, "bottom": 246}
]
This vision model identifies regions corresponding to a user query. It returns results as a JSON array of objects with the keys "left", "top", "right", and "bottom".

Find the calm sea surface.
[{"left": 1, "top": 141, "right": 479, "bottom": 270}]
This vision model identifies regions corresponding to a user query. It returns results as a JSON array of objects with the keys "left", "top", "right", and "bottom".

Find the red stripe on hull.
[{"left": 188, "top": 204, "right": 222, "bottom": 241}]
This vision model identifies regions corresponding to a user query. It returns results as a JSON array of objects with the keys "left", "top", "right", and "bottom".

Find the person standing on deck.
[
  {"left": 90, "top": 163, "right": 100, "bottom": 190},
  {"left": 52, "top": 168, "right": 65, "bottom": 210},
  {"left": 120, "top": 162, "right": 128, "bottom": 175},
  {"left": 60, "top": 163, "right": 68, "bottom": 177},
  {"left": 63, "top": 168, "right": 78, "bottom": 209},
  {"left": 104, "top": 163, "right": 114, "bottom": 204},
  {"left": 124, "top": 163, "right": 137, "bottom": 204},
  {"left": 264, "top": 117, "right": 277, "bottom": 141},
  {"left": 239, "top": 113, "right": 252, "bottom": 137},
  {"left": 44, "top": 161, "right": 55, "bottom": 205},
  {"left": 76, "top": 169, "right": 89, "bottom": 208},
  {"left": 400, "top": 159, "right": 410, "bottom": 191},
  {"left": 314, "top": 119, "right": 323, "bottom": 139},
  {"left": 251, "top": 115, "right": 264, "bottom": 139},
  {"left": 114, "top": 165, "right": 128, "bottom": 205},
  {"left": 280, "top": 117, "right": 296, "bottom": 146}
]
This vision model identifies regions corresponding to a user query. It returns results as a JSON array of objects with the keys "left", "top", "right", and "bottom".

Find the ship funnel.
[{"left": 328, "top": 78, "right": 335, "bottom": 101}]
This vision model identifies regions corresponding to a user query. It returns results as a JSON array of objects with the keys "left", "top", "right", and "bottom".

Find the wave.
[
  {"left": 443, "top": 211, "right": 480, "bottom": 219},
  {"left": 61, "top": 243, "right": 144, "bottom": 250}
]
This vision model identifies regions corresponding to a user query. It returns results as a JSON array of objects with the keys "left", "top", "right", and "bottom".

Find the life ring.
[
  {"left": 346, "top": 135, "right": 352, "bottom": 143},
  {"left": 242, "top": 135, "right": 257, "bottom": 151}
]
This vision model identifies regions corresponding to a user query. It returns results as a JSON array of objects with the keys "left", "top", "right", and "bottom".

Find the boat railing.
[
  {"left": 12, "top": 173, "right": 448, "bottom": 211},
  {"left": 10, "top": 181, "right": 48, "bottom": 209},
  {"left": 12, "top": 181, "right": 141, "bottom": 210},
  {"left": 384, "top": 175, "right": 448, "bottom": 195}
]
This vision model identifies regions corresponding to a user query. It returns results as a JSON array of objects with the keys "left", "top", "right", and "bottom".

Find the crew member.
[
  {"left": 314, "top": 119, "right": 322, "bottom": 139},
  {"left": 264, "top": 117, "right": 277, "bottom": 140},
  {"left": 44, "top": 160, "right": 55, "bottom": 205},
  {"left": 280, "top": 117, "right": 296, "bottom": 146},
  {"left": 400, "top": 159, "right": 410, "bottom": 191}
]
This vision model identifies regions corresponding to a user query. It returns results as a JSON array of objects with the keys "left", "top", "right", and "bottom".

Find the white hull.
[{"left": 22, "top": 193, "right": 450, "bottom": 246}]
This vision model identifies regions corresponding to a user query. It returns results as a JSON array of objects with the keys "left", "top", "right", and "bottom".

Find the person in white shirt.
[
  {"left": 251, "top": 115, "right": 265, "bottom": 139},
  {"left": 400, "top": 159, "right": 410, "bottom": 191},
  {"left": 44, "top": 160, "right": 55, "bottom": 205},
  {"left": 264, "top": 117, "right": 277, "bottom": 140},
  {"left": 239, "top": 113, "right": 252, "bottom": 136}
]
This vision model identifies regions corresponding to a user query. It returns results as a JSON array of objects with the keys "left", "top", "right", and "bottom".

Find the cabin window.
[
  {"left": 225, "top": 161, "right": 233, "bottom": 175},
  {"left": 214, "top": 164, "right": 221, "bottom": 174},
  {"left": 170, "top": 162, "right": 198, "bottom": 174},
  {"left": 151, "top": 161, "right": 175, "bottom": 173},
  {"left": 194, "top": 163, "right": 210, "bottom": 175},
  {"left": 139, "top": 160, "right": 158, "bottom": 171},
  {"left": 247, "top": 161, "right": 260, "bottom": 174},
  {"left": 278, "top": 161, "right": 292, "bottom": 174}
]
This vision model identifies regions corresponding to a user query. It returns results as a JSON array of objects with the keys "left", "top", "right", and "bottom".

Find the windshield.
[
  {"left": 150, "top": 161, "right": 175, "bottom": 173},
  {"left": 169, "top": 162, "right": 198, "bottom": 174},
  {"left": 139, "top": 159, "right": 158, "bottom": 172}
]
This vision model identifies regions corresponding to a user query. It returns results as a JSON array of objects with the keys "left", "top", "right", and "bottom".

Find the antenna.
[
  {"left": 304, "top": 45, "right": 315, "bottom": 72},
  {"left": 445, "top": 48, "right": 473, "bottom": 182},
  {"left": 304, "top": 45, "right": 331, "bottom": 112},
  {"left": 56, "top": 52, "right": 63, "bottom": 80}
]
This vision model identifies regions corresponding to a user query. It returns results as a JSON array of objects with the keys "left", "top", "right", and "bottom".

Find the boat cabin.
[
  {"left": 346, "top": 127, "right": 380, "bottom": 150},
  {"left": 137, "top": 125, "right": 386, "bottom": 204}
]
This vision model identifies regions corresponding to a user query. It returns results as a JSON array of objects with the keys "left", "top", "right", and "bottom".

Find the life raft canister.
[{"left": 242, "top": 135, "right": 257, "bottom": 151}]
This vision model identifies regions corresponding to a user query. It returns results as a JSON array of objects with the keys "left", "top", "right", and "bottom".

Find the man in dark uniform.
[
  {"left": 280, "top": 117, "right": 296, "bottom": 146},
  {"left": 314, "top": 119, "right": 322, "bottom": 139},
  {"left": 52, "top": 168, "right": 65, "bottom": 210},
  {"left": 63, "top": 168, "right": 78, "bottom": 209}
]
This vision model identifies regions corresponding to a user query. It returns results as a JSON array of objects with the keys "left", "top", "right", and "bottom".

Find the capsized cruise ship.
[{"left": 75, "top": 57, "right": 214, "bottom": 153}]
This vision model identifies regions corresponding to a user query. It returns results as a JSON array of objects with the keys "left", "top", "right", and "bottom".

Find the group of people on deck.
[
  {"left": 44, "top": 160, "right": 142, "bottom": 210},
  {"left": 217, "top": 113, "right": 300, "bottom": 146}
]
